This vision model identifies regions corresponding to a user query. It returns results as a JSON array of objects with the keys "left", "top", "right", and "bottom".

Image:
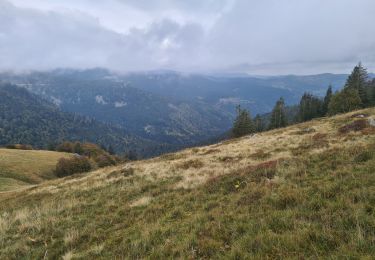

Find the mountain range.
[
  {"left": 0, "top": 84, "right": 171, "bottom": 157},
  {"left": 1, "top": 69, "right": 373, "bottom": 153}
]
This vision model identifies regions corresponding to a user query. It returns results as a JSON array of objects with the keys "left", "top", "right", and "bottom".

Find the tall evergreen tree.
[
  {"left": 269, "top": 97, "right": 287, "bottom": 129},
  {"left": 345, "top": 62, "right": 369, "bottom": 107},
  {"left": 297, "top": 92, "right": 323, "bottom": 122},
  {"left": 322, "top": 85, "right": 333, "bottom": 115},
  {"left": 232, "top": 105, "right": 254, "bottom": 137},
  {"left": 253, "top": 114, "right": 264, "bottom": 132},
  {"left": 328, "top": 87, "right": 362, "bottom": 115}
]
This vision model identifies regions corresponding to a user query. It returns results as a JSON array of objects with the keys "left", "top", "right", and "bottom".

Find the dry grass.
[
  {"left": 0, "top": 107, "right": 374, "bottom": 258},
  {"left": 130, "top": 196, "right": 152, "bottom": 207},
  {"left": 64, "top": 228, "right": 80, "bottom": 246},
  {"left": 0, "top": 149, "right": 71, "bottom": 191},
  {"left": 176, "top": 159, "right": 204, "bottom": 169},
  {"left": 62, "top": 251, "right": 74, "bottom": 260}
]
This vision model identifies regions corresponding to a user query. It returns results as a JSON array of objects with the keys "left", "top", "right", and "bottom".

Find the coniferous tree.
[
  {"left": 253, "top": 114, "right": 264, "bottom": 132},
  {"left": 269, "top": 97, "right": 287, "bottom": 129},
  {"left": 345, "top": 62, "right": 369, "bottom": 107},
  {"left": 297, "top": 93, "right": 323, "bottom": 122},
  {"left": 328, "top": 88, "right": 362, "bottom": 115},
  {"left": 322, "top": 85, "right": 333, "bottom": 115},
  {"left": 232, "top": 105, "right": 254, "bottom": 137}
]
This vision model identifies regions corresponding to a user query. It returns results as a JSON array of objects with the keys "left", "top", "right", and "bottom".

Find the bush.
[
  {"left": 177, "top": 159, "right": 204, "bottom": 169},
  {"left": 5, "top": 144, "right": 33, "bottom": 150},
  {"left": 339, "top": 119, "right": 368, "bottom": 134},
  {"left": 95, "top": 154, "right": 117, "bottom": 168},
  {"left": 56, "top": 141, "right": 75, "bottom": 153},
  {"left": 354, "top": 150, "right": 373, "bottom": 163},
  {"left": 55, "top": 156, "right": 92, "bottom": 177},
  {"left": 55, "top": 141, "right": 120, "bottom": 168}
]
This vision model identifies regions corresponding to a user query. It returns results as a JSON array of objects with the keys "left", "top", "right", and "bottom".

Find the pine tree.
[
  {"left": 328, "top": 88, "right": 362, "bottom": 115},
  {"left": 232, "top": 105, "right": 254, "bottom": 137},
  {"left": 297, "top": 93, "right": 323, "bottom": 122},
  {"left": 269, "top": 97, "right": 287, "bottom": 129},
  {"left": 253, "top": 114, "right": 264, "bottom": 132},
  {"left": 322, "top": 85, "right": 333, "bottom": 115},
  {"left": 345, "top": 62, "right": 369, "bottom": 107}
]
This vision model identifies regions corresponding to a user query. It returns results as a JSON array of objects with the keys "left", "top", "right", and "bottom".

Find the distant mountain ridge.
[
  {"left": 0, "top": 70, "right": 233, "bottom": 146},
  {"left": 1, "top": 68, "right": 370, "bottom": 148},
  {"left": 0, "top": 83, "right": 172, "bottom": 157}
]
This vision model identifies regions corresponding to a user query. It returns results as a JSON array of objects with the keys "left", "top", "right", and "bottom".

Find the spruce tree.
[
  {"left": 328, "top": 88, "right": 362, "bottom": 115},
  {"left": 345, "top": 63, "right": 369, "bottom": 107},
  {"left": 269, "top": 97, "right": 287, "bottom": 129},
  {"left": 232, "top": 105, "right": 254, "bottom": 137},
  {"left": 322, "top": 85, "right": 333, "bottom": 115},
  {"left": 254, "top": 114, "right": 264, "bottom": 132},
  {"left": 297, "top": 93, "right": 323, "bottom": 122}
]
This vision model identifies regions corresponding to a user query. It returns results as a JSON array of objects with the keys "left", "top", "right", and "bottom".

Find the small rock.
[
  {"left": 351, "top": 113, "right": 369, "bottom": 118},
  {"left": 301, "top": 127, "right": 316, "bottom": 133},
  {"left": 368, "top": 118, "right": 375, "bottom": 127}
]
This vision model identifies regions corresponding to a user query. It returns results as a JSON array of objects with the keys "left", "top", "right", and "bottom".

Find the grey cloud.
[
  {"left": 0, "top": 0, "right": 205, "bottom": 71},
  {"left": 110, "top": 19, "right": 206, "bottom": 70},
  {"left": 115, "top": 0, "right": 232, "bottom": 13},
  {"left": 206, "top": 0, "right": 375, "bottom": 73},
  {"left": 0, "top": 0, "right": 121, "bottom": 70},
  {"left": 1, "top": 0, "right": 375, "bottom": 74}
]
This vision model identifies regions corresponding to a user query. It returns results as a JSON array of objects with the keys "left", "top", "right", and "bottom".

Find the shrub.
[
  {"left": 95, "top": 154, "right": 117, "bottom": 168},
  {"left": 177, "top": 159, "right": 204, "bottom": 169},
  {"left": 5, "top": 144, "right": 33, "bottom": 150},
  {"left": 55, "top": 141, "right": 119, "bottom": 168},
  {"left": 55, "top": 156, "right": 92, "bottom": 177},
  {"left": 354, "top": 150, "right": 373, "bottom": 163},
  {"left": 56, "top": 141, "right": 75, "bottom": 153},
  {"left": 246, "top": 160, "right": 278, "bottom": 182},
  {"left": 249, "top": 150, "right": 271, "bottom": 160},
  {"left": 338, "top": 119, "right": 368, "bottom": 134}
]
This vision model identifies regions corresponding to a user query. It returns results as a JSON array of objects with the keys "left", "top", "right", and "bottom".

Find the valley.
[{"left": 0, "top": 69, "right": 356, "bottom": 149}]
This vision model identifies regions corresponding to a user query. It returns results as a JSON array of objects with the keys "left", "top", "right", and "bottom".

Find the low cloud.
[{"left": 1, "top": 0, "right": 375, "bottom": 74}]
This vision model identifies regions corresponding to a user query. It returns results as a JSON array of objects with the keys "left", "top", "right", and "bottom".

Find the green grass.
[
  {"left": 1, "top": 143, "right": 374, "bottom": 258},
  {"left": 0, "top": 109, "right": 375, "bottom": 258},
  {"left": 0, "top": 149, "right": 71, "bottom": 191},
  {"left": 0, "top": 177, "right": 28, "bottom": 192}
]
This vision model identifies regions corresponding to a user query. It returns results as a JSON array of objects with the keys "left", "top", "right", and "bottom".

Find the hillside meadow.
[
  {"left": 0, "top": 108, "right": 375, "bottom": 258},
  {"left": 0, "top": 149, "right": 71, "bottom": 192}
]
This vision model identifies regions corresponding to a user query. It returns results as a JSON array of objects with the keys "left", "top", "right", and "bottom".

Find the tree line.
[{"left": 232, "top": 63, "right": 375, "bottom": 138}]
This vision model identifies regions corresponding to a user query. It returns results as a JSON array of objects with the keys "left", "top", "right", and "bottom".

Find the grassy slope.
[
  {"left": 0, "top": 149, "right": 71, "bottom": 192},
  {"left": 0, "top": 109, "right": 375, "bottom": 258}
]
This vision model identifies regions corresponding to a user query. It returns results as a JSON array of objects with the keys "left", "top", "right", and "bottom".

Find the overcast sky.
[{"left": 1, "top": 0, "right": 375, "bottom": 75}]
